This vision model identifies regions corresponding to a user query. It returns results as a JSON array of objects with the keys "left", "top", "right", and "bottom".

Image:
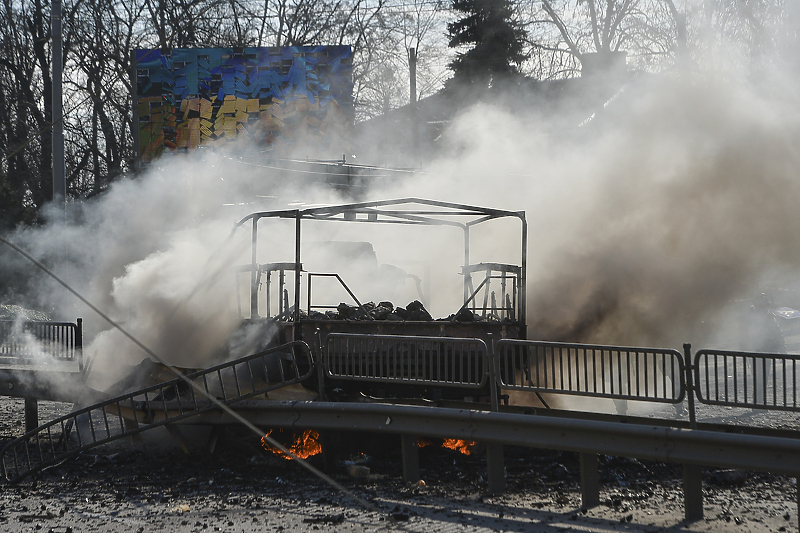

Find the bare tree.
[
  {"left": 0, "top": 0, "right": 449, "bottom": 228},
  {"left": 696, "top": 0, "right": 790, "bottom": 71},
  {"left": 0, "top": 0, "right": 53, "bottom": 226},
  {"left": 533, "top": 0, "right": 673, "bottom": 74},
  {"left": 354, "top": 0, "right": 449, "bottom": 121},
  {"left": 524, "top": 0, "right": 792, "bottom": 78}
]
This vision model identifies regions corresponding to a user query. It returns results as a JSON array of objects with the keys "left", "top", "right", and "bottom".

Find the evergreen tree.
[{"left": 446, "top": 0, "right": 526, "bottom": 90}]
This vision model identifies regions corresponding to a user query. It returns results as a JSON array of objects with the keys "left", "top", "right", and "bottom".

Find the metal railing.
[
  {"left": 0, "top": 341, "right": 313, "bottom": 482},
  {"left": 5, "top": 332, "right": 800, "bottom": 481},
  {"left": 495, "top": 339, "right": 685, "bottom": 404},
  {"left": 3, "top": 332, "right": 800, "bottom": 528},
  {"left": 460, "top": 263, "right": 521, "bottom": 322},
  {"left": 0, "top": 319, "right": 83, "bottom": 368},
  {"left": 694, "top": 349, "right": 800, "bottom": 411},
  {"left": 306, "top": 273, "right": 373, "bottom": 319},
  {"left": 324, "top": 333, "right": 489, "bottom": 388}
]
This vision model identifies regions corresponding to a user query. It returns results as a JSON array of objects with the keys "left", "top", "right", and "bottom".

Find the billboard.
[{"left": 133, "top": 46, "right": 354, "bottom": 164}]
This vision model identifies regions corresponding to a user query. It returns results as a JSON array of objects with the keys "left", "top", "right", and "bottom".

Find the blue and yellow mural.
[{"left": 133, "top": 46, "right": 354, "bottom": 163}]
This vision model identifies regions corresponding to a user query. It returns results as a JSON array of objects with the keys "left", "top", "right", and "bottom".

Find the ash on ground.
[{"left": 0, "top": 398, "right": 796, "bottom": 533}]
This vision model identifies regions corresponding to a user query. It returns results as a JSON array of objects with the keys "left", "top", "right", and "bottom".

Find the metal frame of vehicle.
[{"left": 232, "top": 198, "right": 528, "bottom": 350}]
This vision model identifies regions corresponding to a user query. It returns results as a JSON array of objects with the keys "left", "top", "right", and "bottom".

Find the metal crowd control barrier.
[
  {"left": 694, "top": 349, "right": 800, "bottom": 411},
  {"left": 0, "top": 341, "right": 313, "bottom": 483},
  {"left": 0, "top": 319, "right": 83, "bottom": 370},
  {"left": 323, "top": 334, "right": 490, "bottom": 389},
  {"left": 495, "top": 339, "right": 686, "bottom": 404}
]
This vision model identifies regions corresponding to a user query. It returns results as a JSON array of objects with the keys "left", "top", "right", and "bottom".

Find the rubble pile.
[
  {"left": 303, "top": 300, "right": 434, "bottom": 322},
  {"left": 302, "top": 300, "right": 510, "bottom": 323}
]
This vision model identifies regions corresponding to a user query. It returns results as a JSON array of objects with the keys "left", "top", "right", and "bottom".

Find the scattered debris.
[
  {"left": 302, "top": 513, "right": 344, "bottom": 524},
  {"left": 346, "top": 464, "right": 370, "bottom": 478},
  {"left": 708, "top": 469, "right": 749, "bottom": 486}
]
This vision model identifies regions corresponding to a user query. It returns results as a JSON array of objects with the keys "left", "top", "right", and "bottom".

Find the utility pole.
[
  {"left": 52, "top": 0, "right": 65, "bottom": 208},
  {"left": 409, "top": 47, "right": 419, "bottom": 163}
]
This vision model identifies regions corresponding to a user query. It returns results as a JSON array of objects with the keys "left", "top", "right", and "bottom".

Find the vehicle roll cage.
[{"left": 232, "top": 198, "right": 527, "bottom": 326}]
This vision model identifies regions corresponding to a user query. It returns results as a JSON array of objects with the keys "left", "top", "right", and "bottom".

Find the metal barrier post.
[
  {"left": 76, "top": 318, "right": 83, "bottom": 371},
  {"left": 487, "top": 334, "right": 499, "bottom": 413},
  {"left": 24, "top": 398, "right": 38, "bottom": 432},
  {"left": 682, "top": 343, "right": 703, "bottom": 521},
  {"left": 579, "top": 452, "right": 600, "bottom": 508},
  {"left": 315, "top": 329, "right": 326, "bottom": 401},
  {"left": 485, "top": 442, "right": 505, "bottom": 494},
  {"left": 682, "top": 463, "right": 703, "bottom": 521},
  {"left": 485, "top": 334, "right": 506, "bottom": 494},
  {"left": 401, "top": 434, "right": 420, "bottom": 484},
  {"left": 684, "top": 343, "right": 697, "bottom": 430}
]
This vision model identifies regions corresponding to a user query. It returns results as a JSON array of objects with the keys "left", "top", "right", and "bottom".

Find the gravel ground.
[{"left": 0, "top": 397, "right": 798, "bottom": 533}]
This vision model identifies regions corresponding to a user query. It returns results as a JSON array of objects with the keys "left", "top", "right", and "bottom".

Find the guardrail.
[
  {"left": 3, "top": 332, "right": 800, "bottom": 528},
  {"left": 311, "top": 335, "right": 800, "bottom": 528},
  {"left": 173, "top": 400, "right": 800, "bottom": 530}
]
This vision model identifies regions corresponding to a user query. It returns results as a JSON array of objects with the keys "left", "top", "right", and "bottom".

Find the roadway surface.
[{"left": 0, "top": 397, "right": 796, "bottom": 533}]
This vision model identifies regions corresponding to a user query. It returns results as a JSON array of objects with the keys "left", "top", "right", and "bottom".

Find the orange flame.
[
  {"left": 442, "top": 439, "right": 475, "bottom": 455},
  {"left": 418, "top": 437, "right": 475, "bottom": 455},
  {"left": 261, "top": 429, "right": 322, "bottom": 460}
]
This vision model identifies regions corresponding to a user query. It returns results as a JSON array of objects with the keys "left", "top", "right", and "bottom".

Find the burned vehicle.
[{"left": 231, "top": 198, "right": 527, "bottom": 401}]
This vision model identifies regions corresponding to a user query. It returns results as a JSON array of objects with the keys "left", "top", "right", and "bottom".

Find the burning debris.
[
  {"left": 304, "top": 300, "right": 434, "bottom": 322},
  {"left": 419, "top": 437, "right": 477, "bottom": 455},
  {"left": 261, "top": 429, "right": 323, "bottom": 460},
  {"left": 303, "top": 300, "right": 510, "bottom": 323}
]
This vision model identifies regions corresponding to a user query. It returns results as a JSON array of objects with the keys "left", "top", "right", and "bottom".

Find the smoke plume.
[
  {"left": 3, "top": 24, "right": 800, "bottom": 397},
  {"left": 383, "top": 67, "right": 800, "bottom": 349}
]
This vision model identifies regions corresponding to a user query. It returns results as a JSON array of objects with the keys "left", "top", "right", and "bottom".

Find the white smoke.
[
  {"left": 374, "top": 66, "right": 800, "bottom": 349},
  {"left": 5, "top": 151, "right": 351, "bottom": 389},
  {"left": 5, "top": 20, "right": 800, "bottom": 397}
]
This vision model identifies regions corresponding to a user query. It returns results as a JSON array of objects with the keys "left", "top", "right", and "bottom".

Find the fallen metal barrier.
[
  {"left": 2, "top": 335, "right": 800, "bottom": 529},
  {"left": 495, "top": 339, "right": 685, "bottom": 404},
  {"left": 0, "top": 341, "right": 313, "bottom": 482}
]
